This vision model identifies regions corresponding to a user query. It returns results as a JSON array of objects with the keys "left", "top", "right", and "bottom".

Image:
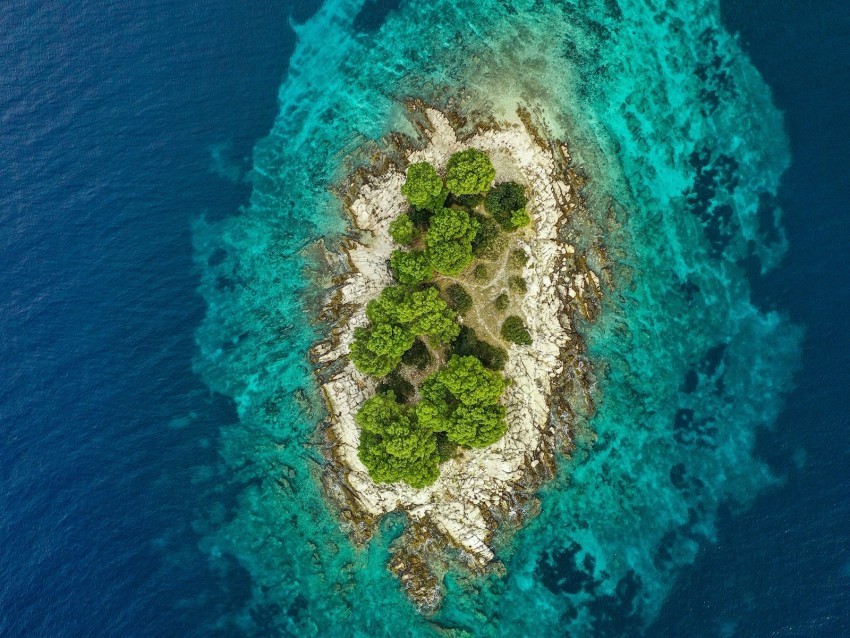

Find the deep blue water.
[
  {"left": 0, "top": 1, "right": 846, "bottom": 637},
  {"left": 0, "top": 2, "right": 316, "bottom": 635},
  {"left": 651, "top": 1, "right": 850, "bottom": 635}
]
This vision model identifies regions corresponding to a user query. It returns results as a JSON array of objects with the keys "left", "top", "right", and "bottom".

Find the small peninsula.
[{"left": 311, "top": 106, "right": 601, "bottom": 610}]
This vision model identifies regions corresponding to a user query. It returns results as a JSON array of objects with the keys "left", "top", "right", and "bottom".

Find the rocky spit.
[{"left": 309, "top": 105, "right": 602, "bottom": 611}]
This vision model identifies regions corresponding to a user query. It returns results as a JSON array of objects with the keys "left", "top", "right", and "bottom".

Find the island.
[{"left": 310, "top": 104, "right": 602, "bottom": 611}]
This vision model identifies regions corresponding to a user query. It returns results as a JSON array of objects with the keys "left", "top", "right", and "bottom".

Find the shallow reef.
[{"left": 192, "top": 0, "right": 801, "bottom": 635}]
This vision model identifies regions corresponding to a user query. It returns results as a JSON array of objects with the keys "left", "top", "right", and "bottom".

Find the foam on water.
[{"left": 193, "top": 0, "right": 801, "bottom": 634}]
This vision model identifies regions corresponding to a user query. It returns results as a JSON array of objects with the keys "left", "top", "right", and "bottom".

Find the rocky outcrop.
[{"left": 309, "top": 105, "right": 601, "bottom": 611}]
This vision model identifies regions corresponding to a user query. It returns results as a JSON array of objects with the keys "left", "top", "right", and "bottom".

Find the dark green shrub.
[
  {"left": 436, "top": 433, "right": 459, "bottom": 462},
  {"left": 472, "top": 263, "right": 489, "bottom": 281},
  {"left": 471, "top": 215, "right": 501, "bottom": 258},
  {"left": 451, "top": 193, "right": 484, "bottom": 209},
  {"left": 377, "top": 371, "right": 415, "bottom": 403},
  {"left": 501, "top": 315, "right": 532, "bottom": 345},
  {"left": 509, "top": 248, "right": 528, "bottom": 269},
  {"left": 444, "top": 283, "right": 472, "bottom": 315},
  {"left": 407, "top": 206, "right": 433, "bottom": 229},
  {"left": 451, "top": 326, "right": 508, "bottom": 371},
  {"left": 401, "top": 339, "right": 432, "bottom": 370},
  {"left": 485, "top": 182, "right": 528, "bottom": 229},
  {"left": 508, "top": 276, "right": 527, "bottom": 294},
  {"left": 494, "top": 293, "right": 509, "bottom": 312}
]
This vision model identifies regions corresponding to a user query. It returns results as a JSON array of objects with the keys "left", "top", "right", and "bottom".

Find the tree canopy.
[
  {"left": 417, "top": 355, "right": 508, "bottom": 447},
  {"left": 388, "top": 214, "right": 416, "bottom": 245},
  {"left": 401, "top": 162, "right": 445, "bottom": 209},
  {"left": 445, "top": 149, "right": 496, "bottom": 195},
  {"left": 390, "top": 249, "right": 433, "bottom": 285},
  {"left": 365, "top": 285, "right": 460, "bottom": 345},
  {"left": 485, "top": 181, "right": 529, "bottom": 229},
  {"left": 356, "top": 392, "right": 440, "bottom": 488},
  {"left": 349, "top": 323, "right": 415, "bottom": 377},
  {"left": 425, "top": 208, "right": 479, "bottom": 275}
]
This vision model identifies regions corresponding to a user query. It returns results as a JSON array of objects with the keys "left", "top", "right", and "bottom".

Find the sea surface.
[{"left": 0, "top": 1, "right": 847, "bottom": 637}]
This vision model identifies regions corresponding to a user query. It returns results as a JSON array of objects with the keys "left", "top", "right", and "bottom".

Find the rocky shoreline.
[{"left": 309, "top": 104, "right": 603, "bottom": 611}]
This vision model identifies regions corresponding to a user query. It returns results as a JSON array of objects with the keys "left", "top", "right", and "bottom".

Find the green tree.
[
  {"left": 356, "top": 392, "right": 441, "bottom": 488},
  {"left": 485, "top": 182, "right": 528, "bottom": 229},
  {"left": 445, "top": 149, "right": 496, "bottom": 195},
  {"left": 428, "top": 241, "right": 475, "bottom": 276},
  {"left": 366, "top": 285, "right": 460, "bottom": 344},
  {"left": 432, "top": 354, "right": 505, "bottom": 405},
  {"left": 450, "top": 404, "right": 508, "bottom": 447},
  {"left": 501, "top": 315, "right": 532, "bottom": 345},
  {"left": 389, "top": 214, "right": 415, "bottom": 245},
  {"left": 425, "top": 208, "right": 479, "bottom": 275},
  {"left": 390, "top": 249, "right": 433, "bottom": 285},
  {"left": 417, "top": 355, "right": 508, "bottom": 447},
  {"left": 510, "top": 207, "right": 531, "bottom": 229},
  {"left": 401, "top": 162, "right": 444, "bottom": 209},
  {"left": 349, "top": 323, "right": 416, "bottom": 377}
]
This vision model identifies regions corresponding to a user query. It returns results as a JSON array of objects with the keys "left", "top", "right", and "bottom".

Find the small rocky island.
[{"left": 311, "top": 105, "right": 601, "bottom": 610}]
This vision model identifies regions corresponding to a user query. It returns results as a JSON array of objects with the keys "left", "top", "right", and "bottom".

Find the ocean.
[{"left": 0, "top": 1, "right": 846, "bottom": 637}]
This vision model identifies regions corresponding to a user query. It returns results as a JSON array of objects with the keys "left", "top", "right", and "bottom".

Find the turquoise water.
[{"left": 193, "top": 0, "right": 801, "bottom": 635}]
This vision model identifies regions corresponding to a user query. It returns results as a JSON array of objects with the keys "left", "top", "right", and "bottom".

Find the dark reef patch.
[{"left": 353, "top": 0, "right": 402, "bottom": 33}]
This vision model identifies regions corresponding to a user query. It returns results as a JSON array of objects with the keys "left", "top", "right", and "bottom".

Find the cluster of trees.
[
  {"left": 350, "top": 148, "right": 536, "bottom": 488},
  {"left": 391, "top": 150, "right": 495, "bottom": 279},
  {"left": 417, "top": 355, "right": 507, "bottom": 447},
  {"left": 356, "top": 391, "right": 441, "bottom": 488},
  {"left": 356, "top": 355, "right": 508, "bottom": 487},
  {"left": 349, "top": 284, "right": 460, "bottom": 377}
]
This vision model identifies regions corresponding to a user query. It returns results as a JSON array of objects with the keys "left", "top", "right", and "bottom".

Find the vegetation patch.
[
  {"left": 445, "top": 148, "right": 495, "bottom": 195},
  {"left": 348, "top": 149, "right": 534, "bottom": 487},
  {"left": 509, "top": 248, "right": 528, "bottom": 269},
  {"left": 485, "top": 181, "right": 530, "bottom": 230},
  {"left": 443, "top": 283, "right": 472, "bottom": 315},
  {"left": 508, "top": 275, "right": 527, "bottom": 294},
  {"left": 389, "top": 214, "right": 416, "bottom": 245},
  {"left": 501, "top": 315, "right": 532, "bottom": 345}
]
